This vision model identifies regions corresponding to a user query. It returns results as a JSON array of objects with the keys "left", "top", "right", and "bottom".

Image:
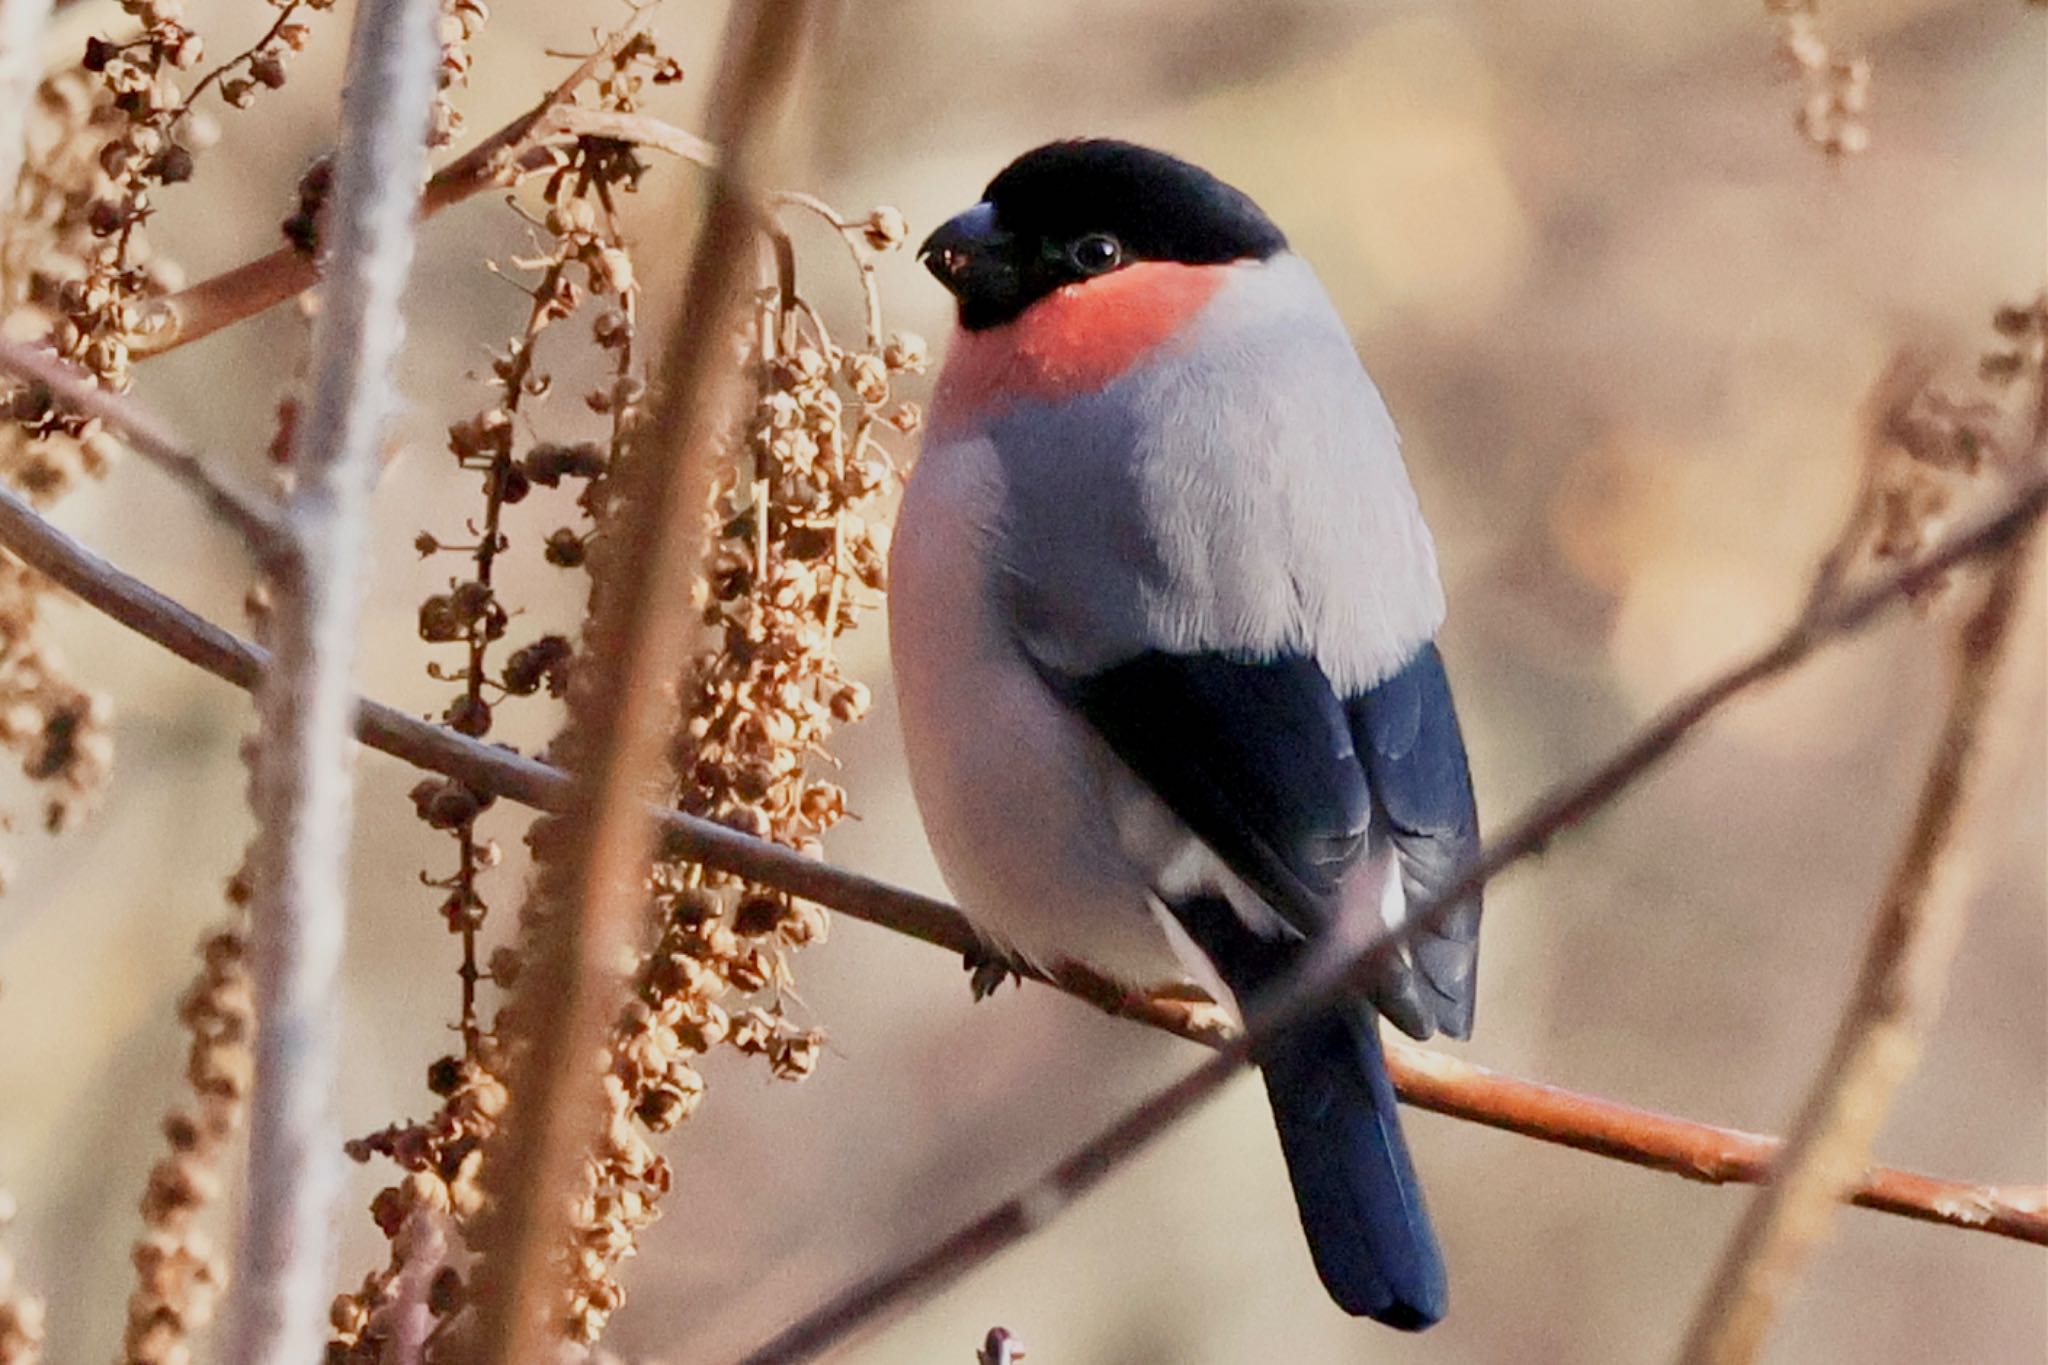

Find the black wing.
[
  {"left": 1051, "top": 650, "right": 1370, "bottom": 935},
  {"left": 1346, "top": 642, "right": 1482, "bottom": 1038}
]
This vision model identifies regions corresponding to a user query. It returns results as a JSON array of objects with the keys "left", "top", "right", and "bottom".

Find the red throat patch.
[{"left": 930, "top": 261, "right": 1230, "bottom": 431}]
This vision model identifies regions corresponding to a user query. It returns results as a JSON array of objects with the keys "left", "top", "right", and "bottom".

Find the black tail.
[{"left": 1259, "top": 1006, "right": 1446, "bottom": 1328}]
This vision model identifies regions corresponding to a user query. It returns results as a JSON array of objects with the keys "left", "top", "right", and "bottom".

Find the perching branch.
[
  {"left": 726, "top": 470, "right": 2048, "bottom": 1365},
  {"left": 225, "top": 0, "right": 439, "bottom": 1358},
  {"left": 0, "top": 338, "right": 284, "bottom": 555},
  {"left": 0, "top": 428, "right": 2043, "bottom": 1259},
  {"left": 466, "top": 3, "right": 823, "bottom": 1360}
]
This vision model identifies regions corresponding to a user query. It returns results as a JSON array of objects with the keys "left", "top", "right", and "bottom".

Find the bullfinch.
[{"left": 889, "top": 139, "right": 1483, "bottom": 1329}]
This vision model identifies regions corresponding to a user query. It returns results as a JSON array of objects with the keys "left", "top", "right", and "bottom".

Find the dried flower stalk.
[
  {"left": 331, "top": 24, "right": 671, "bottom": 1355},
  {"left": 121, "top": 898, "right": 255, "bottom": 1365},
  {"left": 1766, "top": 0, "right": 1869, "bottom": 157},
  {"left": 462, "top": 3, "right": 824, "bottom": 1357}
]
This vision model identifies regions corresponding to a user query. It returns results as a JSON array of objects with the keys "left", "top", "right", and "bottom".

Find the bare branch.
[
  {"left": 127, "top": 10, "right": 701, "bottom": 362},
  {"left": 724, "top": 473, "right": 2048, "bottom": 1365},
  {"left": 1382, "top": 1038, "right": 2047, "bottom": 1241},
  {"left": 1678, "top": 480, "right": 2046, "bottom": 1357},
  {"left": 466, "top": 3, "right": 824, "bottom": 1360},
  {"left": 0, "top": 456, "right": 2043, "bottom": 1266},
  {"left": 0, "top": 338, "right": 285, "bottom": 555},
  {"left": 225, "top": 0, "right": 439, "bottom": 1356}
]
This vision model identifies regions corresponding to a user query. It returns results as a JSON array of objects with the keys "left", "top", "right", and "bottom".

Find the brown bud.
[{"left": 861, "top": 206, "right": 908, "bottom": 251}]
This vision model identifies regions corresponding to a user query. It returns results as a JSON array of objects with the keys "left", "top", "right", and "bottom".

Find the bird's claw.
[{"left": 964, "top": 945, "right": 1026, "bottom": 1001}]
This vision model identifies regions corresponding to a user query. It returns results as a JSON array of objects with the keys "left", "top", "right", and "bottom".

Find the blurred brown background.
[{"left": 0, "top": 0, "right": 2043, "bottom": 1361}]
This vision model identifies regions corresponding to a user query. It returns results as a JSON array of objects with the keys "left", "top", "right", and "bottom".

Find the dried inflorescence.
[
  {"left": 1848, "top": 297, "right": 2048, "bottom": 598},
  {"left": 337, "top": 33, "right": 918, "bottom": 1346},
  {"left": 329, "top": 24, "right": 674, "bottom": 1359},
  {"left": 63, "top": 0, "right": 331, "bottom": 395},
  {"left": 119, "top": 891, "right": 255, "bottom": 1365},
  {"left": 0, "top": 1193, "right": 42, "bottom": 1365},
  {"left": 548, "top": 202, "right": 922, "bottom": 1343},
  {"left": 0, "top": 4, "right": 336, "bottom": 861},
  {"left": 1767, "top": 0, "right": 1870, "bottom": 157},
  {"left": 0, "top": 76, "right": 124, "bottom": 850},
  {"left": 431, "top": 0, "right": 490, "bottom": 148},
  {"left": 0, "top": 570, "right": 114, "bottom": 844}
]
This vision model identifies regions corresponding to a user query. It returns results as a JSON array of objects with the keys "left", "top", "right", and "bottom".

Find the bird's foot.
[{"left": 963, "top": 944, "right": 1027, "bottom": 1001}]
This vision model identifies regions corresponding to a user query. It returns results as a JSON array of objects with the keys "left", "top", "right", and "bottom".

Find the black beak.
[{"left": 918, "top": 202, "right": 1011, "bottom": 302}]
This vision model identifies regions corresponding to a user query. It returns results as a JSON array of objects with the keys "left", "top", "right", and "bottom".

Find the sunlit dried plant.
[
  {"left": 0, "top": 1192, "right": 41, "bottom": 1365},
  {"left": 542, "top": 196, "right": 923, "bottom": 1344},
  {"left": 326, "top": 10, "right": 914, "bottom": 1350},
  {"left": 1837, "top": 298, "right": 2048, "bottom": 604},
  {"left": 0, "top": 0, "right": 337, "bottom": 857},
  {"left": 120, "top": 892, "right": 255, "bottom": 1365},
  {"left": 1767, "top": 0, "right": 1870, "bottom": 157}
]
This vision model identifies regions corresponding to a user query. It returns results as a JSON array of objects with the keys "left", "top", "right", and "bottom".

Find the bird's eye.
[{"left": 1066, "top": 233, "right": 1122, "bottom": 276}]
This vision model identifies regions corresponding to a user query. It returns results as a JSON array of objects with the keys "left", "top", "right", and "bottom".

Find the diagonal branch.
[
  {"left": 1676, "top": 378, "right": 2048, "bottom": 1363},
  {"left": 725, "top": 471, "right": 2048, "bottom": 1365},
  {"left": 127, "top": 11, "right": 728, "bottom": 363},
  {"left": 0, "top": 459, "right": 2041, "bottom": 1260},
  {"left": 0, "top": 338, "right": 284, "bottom": 556}
]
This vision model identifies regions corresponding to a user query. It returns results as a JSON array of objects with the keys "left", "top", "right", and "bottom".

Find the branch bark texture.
[{"left": 226, "top": 0, "right": 439, "bottom": 1357}]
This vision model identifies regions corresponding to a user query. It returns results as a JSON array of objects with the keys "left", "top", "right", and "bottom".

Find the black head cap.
[{"left": 921, "top": 139, "right": 1287, "bottom": 331}]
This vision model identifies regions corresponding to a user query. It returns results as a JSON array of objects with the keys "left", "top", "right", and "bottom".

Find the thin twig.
[
  {"left": 541, "top": 103, "right": 718, "bottom": 165},
  {"left": 1678, "top": 461, "right": 2048, "bottom": 1358},
  {"left": 467, "top": 3, "right": 822, "bottom": 1360},
  {"left": 1382, "top": 1038, "right": 2047, "bottom": 1240},
  {"left": 225, "top": 0, "right": 439, "bottom": 1356},
  {"left": 726, "top": 479, "right": 2048, "bottom": 1365},
  {"left": 126, "top": 11, "right": 710, "bottom": 362},
  {"left": 0, "top": 464, "right": 2041, "bottom": 1263},
  {"left": 0, "top": 338, "right": 284, "bottom": 555}
]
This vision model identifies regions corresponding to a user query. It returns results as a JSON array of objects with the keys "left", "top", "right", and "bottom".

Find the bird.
[{"left": 888, "top": 139, "right": 1483, "bottom": 1330}]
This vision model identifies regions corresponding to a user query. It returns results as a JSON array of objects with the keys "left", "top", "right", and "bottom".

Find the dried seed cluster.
[
  {"left": 673, "top": 199, "right": 922, "bottom": 950},
  {"left": 0, "top": 2, "right": 335, "bottom": 862},
  {"left": 120, "top": 900, "right": 254, "bottom": 1365},
  {"left": 432, "top": 0, "right": 490, "bottom": 148},
  {"left": 64, "top": 0, "right": 329, "bottom": 393},
  {"left": 1768, "top": 0, "right": 1869, "bottom": 157},
  {"left": 536, "top": 202, "right": 923, "bottom": 1342},
  {"left": 341, "top": 73, "right": 918, "bottom": 1356},
  {"left": 329, "top": 27, "right": 676, "bottom": 1360},
  {"left": 0, "top": 573, "right": 113, "bottom": 844},
  {"left": 0, "top": 77, "right": 127, "bottom": 852},
  {"left": 0, "top": 1193, "right": 41, "bottom": 1365},
  {"left": 1860, "top": 297, "right": 2048, "bottom": 593}
]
